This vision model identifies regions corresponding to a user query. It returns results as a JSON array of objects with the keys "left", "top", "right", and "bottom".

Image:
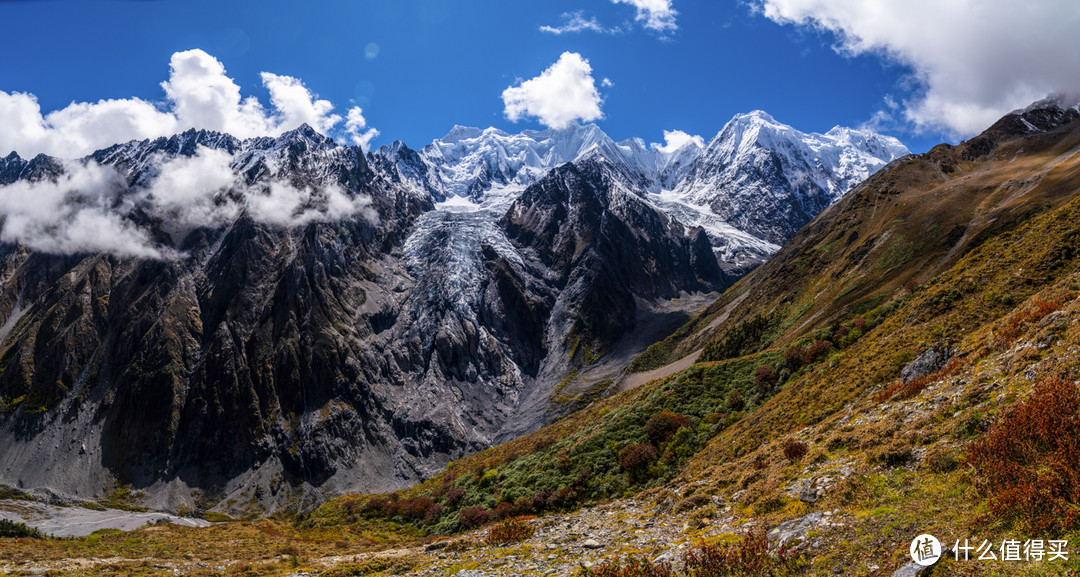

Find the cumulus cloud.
[
  {"left": 143, "top": 147, "right": 241, "bottom": 241},
  {"left": 144, "top": 146, "right": 377, "bottom": 234},
  {"left": 539, "top": 11, "right": 615, "bottom": 35},
  {"left": 612, "top": 0, "right": 678, "bottom": 32},
  {"left": 344, "top": 107, "right": 380, "bottom": 150},
  {"left": 0, "top": 49, "right": 378, "bottom": 159},
  {"left": 0, "top": 162, "right": 162, "bottom": 258},
  {"left": 0, "top": 145, "right": 377, "bottom": 258},
  {"left": 756, "top": 0, "right": 1080, "bottom": 136},
  {"left": 651, "top": 129, "right": 705, "bottom": 153},
  {"left": 502, "top": 52, "right": 605, "bottom": 129}
]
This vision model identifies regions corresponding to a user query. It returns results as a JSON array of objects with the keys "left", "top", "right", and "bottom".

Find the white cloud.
[
  {"left": 0, "top": 145, "right": 377, "bottom": 258},
  {"left": 144, "top": 147, "right": 241, "bottom": 241},
  {"left": 651, "top": 129, "right": 704, "bottom": 153},
  {"left": 247, "top": 180, "right": 375, "bottom": 228},
  {"left": 0, "top": 91, "right": 179, "bottom": 160},
  {"left": 757, "top": 0, "right": 1080, "bottom": 136},
  {"left": 540, "top": 11, "right": 614, "bottom": 35},
  {"left": 144, "top": 146, "right": 378, "bottom": 233},
  {"left": 612, "top": 0, "right": 678, "bottom": 32},
  {"left": 345, "top": 107, "right": 380, "bottom": 150},
  {"left": 502, "top": 52, "right": 605, "bottom": 129},
  {"left": 0, "top": 162, "right": 161, "bottom": 258},
  {"left": 0, "top": 49, "right": 378, "bottom": 159}
]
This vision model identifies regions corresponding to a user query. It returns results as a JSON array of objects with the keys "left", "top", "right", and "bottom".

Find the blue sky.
[{"left": 1, "top": 0, "right": 1077, "bottom": 157}]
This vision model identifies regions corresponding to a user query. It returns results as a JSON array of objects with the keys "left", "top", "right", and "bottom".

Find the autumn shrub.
[
  {"left": 875, "top": 357, "right": 961, "bottom": 403},
  {"left": 683, "top": 529, "right": 801, "bottom": 576},
  {"left": 782, "top": 439, "right": 808, "bottom": 463},
  {"left": 619, "top": 443, "right": 658, "bottom": 480},
  {"left": 754, "top": 366, "right": 777, "bottom": 391},
  {"left": 532, "top": 436, "right": 556, "bottom": 452},
  {"left": 485, "top": 516, "right": 535, "bottom": 545},
  {"left": 400, "top": 496, "right": 436, "bottom": 521},
  {"left": 458, "top": 506, "right": 493, "bottom": 529},
  {"left": 578, "top": 555, "right": 674, "bottom": 577},
  {"left": 726, "top": 390, "right": 744, "bottom": 411},
  {"left": 994, "top": 296, "right": 1068, "bottom": 349},
  {"left": 966, "top": 375, "right": 1080, "bottom": 534},
  {"left": 531, "top": 491, "right": 553, "bottom": 512},
  {"left": 783, "top": 345, "right": 806, "bottom": 371},
  {"left": 645, "top": 411, "right": 692, "bottom": 445},
  {"left": 492, "top": 501, "right": 515, "bottom": 520},
  {"left": 803, "top": 340, "right": 832, "bottom": 364},
  {"left": 442, "top": 487, "right": 465, "bottom": 508},
  {"left": 423, "top": 504, "right": 444, "bottom": 525}
]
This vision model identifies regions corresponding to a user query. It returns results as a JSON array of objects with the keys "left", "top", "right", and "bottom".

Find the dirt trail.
[{"left": 611, "top": 291, "right": 749, "bottom": 393}]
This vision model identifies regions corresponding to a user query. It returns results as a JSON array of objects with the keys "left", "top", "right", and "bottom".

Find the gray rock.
[
  {"left": 798, "top": 479, "right": 819, "bottom": 503},
  {"left": 901, "top": 343, "right": 953, "bottom": 384},
  {"left": 891, "top": 548, "right": 952, "bottom": 577},
  {"left": 582, "top": 538, "right": 603, "bottom": 549},
  {"left": 767, "top": 513, "right": 826, "bottom": 545},
  {"left": 456, "top": 571, "right": 489, "bottom": 577}
]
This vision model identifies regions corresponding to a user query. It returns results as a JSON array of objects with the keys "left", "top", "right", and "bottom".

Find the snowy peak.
[{"left": 675, "top": 111, "right": 909, "bottom": 239}]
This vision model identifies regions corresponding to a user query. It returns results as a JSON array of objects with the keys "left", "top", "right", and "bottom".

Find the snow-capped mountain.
[
  {"left": 370, "top": 123, "right": 700, "bottom": 208},
  {"left": 374, "top": 112, "right": 907, "bottom": 274},
  {"left": 668, "top": 111, "right": 909, "bottom": 248}
]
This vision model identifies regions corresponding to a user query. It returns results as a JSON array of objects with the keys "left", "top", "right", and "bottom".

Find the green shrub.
[{"left": 0, "top": 519, "right": 45, "bottom": 539}]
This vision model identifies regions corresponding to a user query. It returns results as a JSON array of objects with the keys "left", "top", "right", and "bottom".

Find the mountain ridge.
[{"left": 0, "top": 112, "right": 905, "bottom": 515}]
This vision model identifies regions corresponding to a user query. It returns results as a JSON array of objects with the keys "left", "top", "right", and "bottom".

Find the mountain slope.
[{"left": 293, "top": 97, "right": 1080, "bottom": 575}]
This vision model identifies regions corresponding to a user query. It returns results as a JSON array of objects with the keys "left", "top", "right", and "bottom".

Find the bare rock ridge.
[{"left": 0, "top": 113, "right": 905, "bottom": 513}]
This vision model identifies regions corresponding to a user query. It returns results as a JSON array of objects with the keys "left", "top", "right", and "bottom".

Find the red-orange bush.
[
  {"left": 493, "top": 501, "right": 516, "bottom": 520},
  {"left": 645, "top": 411, "right": 692, "bottom": 445},
  {"left": 443, "top": 487, "right": 465, "bottom": 508},
  {"left": 784, "top": 345, "right": 806, "bottom": 371},
  {"left": 804, "top": 340, "right": 832, "bottom": 364},
  {"left": 619, "top": 443, "right": 658, "bottom": 479},
  {"left": 458, "top": 506, "right": 493, "bottom": 529},
  {"left": 683, "top": 529, "right": 801, "bottom": 576},
  {"left": 995, "top": 296, "right": 1067, "bottom": 349},
  {"left": 485, "top": 516, "right": 535, "bottom": 545},
  {"left": 966, "top": 375, "right": 1080, "bottom": 534},
  {"left": 876, "top": 356, "right": 962, "bottom": 403},
  {"left": 754, "top": 366, "right": 777, "bottom": 390},
  {"left": 579, "top": 555, "right": 674, "bottom": 577},
  {"left": 782, "top": 439, "right": 808, "bottom": 463}
]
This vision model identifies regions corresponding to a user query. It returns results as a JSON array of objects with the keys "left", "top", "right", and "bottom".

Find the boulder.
[{"left": 901, "top": 343, "right": 953, "bottom": 384}]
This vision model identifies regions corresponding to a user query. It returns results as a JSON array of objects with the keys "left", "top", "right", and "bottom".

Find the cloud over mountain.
[
  {"left": 502, "top": 52, "right": 605, "bottom": 130},
  {"left": 0, "top": 49, "right": 377, "bottom": 159}
]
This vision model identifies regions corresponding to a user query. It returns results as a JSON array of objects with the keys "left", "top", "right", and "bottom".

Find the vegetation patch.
[
  {"left": 485, "top": 516, "right": 535, "bottom": 545},
  {"left": 967, "top": 375, "right": 1080, "bottom": 534}
]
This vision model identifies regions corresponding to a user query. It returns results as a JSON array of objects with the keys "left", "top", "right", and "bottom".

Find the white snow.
[{"left": 379, "top": 111, "right": 908, "bottom": 272}]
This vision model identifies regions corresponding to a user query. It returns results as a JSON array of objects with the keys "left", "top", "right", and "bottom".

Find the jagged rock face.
[
  {"left": 0, "top": 124, "right": 732, "bottom": 513},
  {"left": 501, "top": 159, "right": 725, "bottom": 353}
]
